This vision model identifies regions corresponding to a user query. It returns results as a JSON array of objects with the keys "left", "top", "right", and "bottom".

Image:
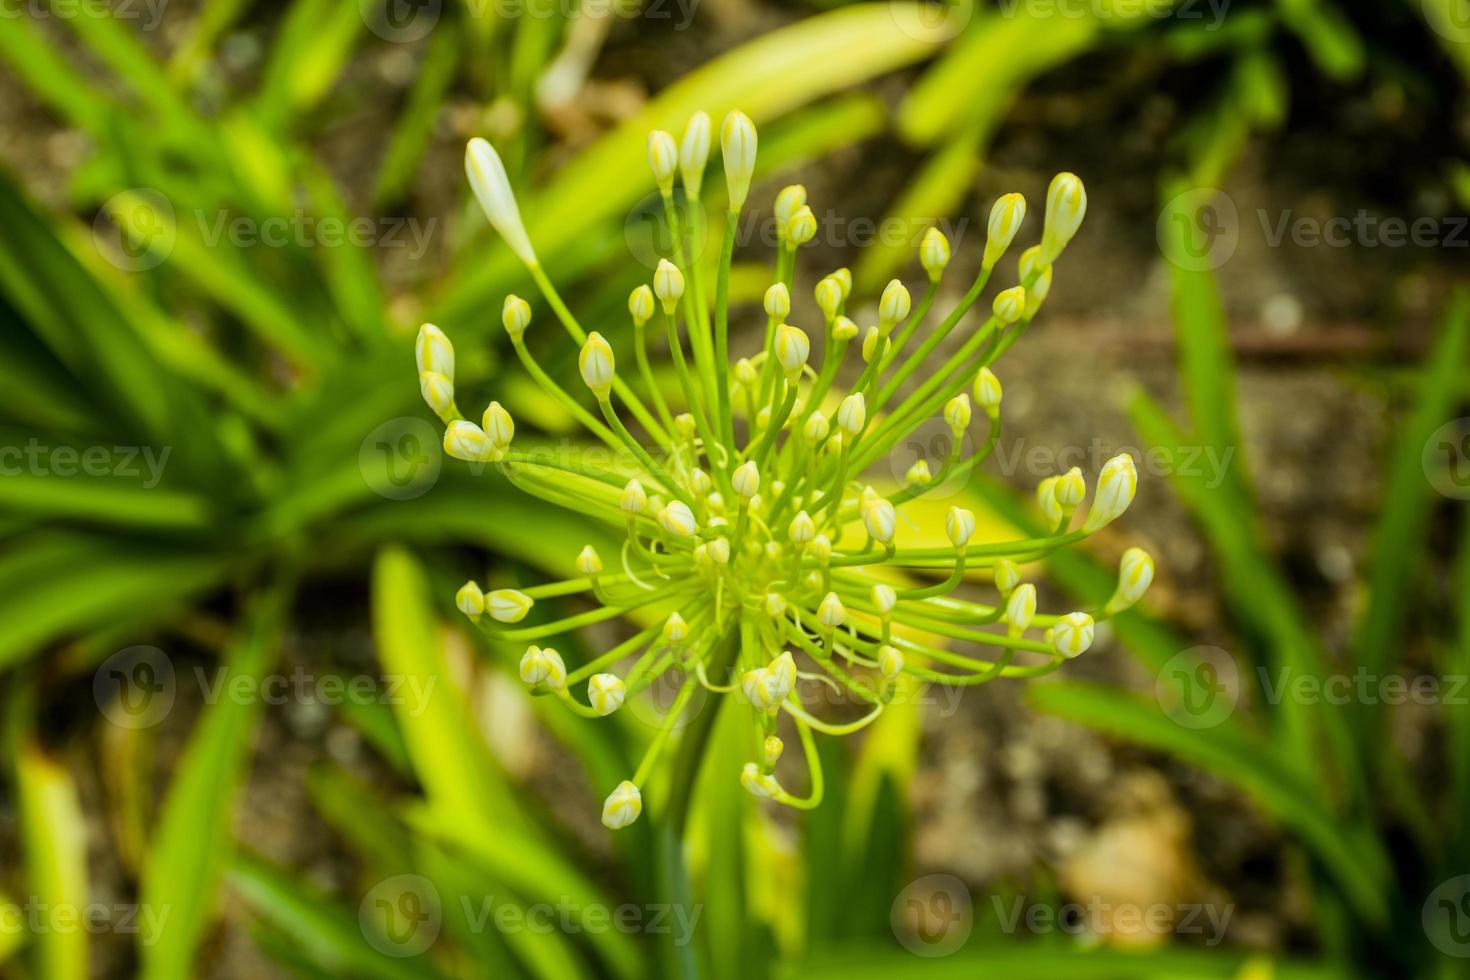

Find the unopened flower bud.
[
  {"left": 837, "top": 393, "right": 866, "bottom": 436},
  {"left": 588, "top": 673, "right": 626, "bottom": 716},
  {"left": 763, "top": 735, "right": 784, "bottom": 766},
  {"left": 663, "top": 611, "right": 689, "bottom": 643},
  {"left": 416, "top": 323, "right": 454, "bottom": 381},
  {"left": 764, "top": 282, "right": 791, "bottom": 320},
  {"left": 444, "top": 420, "right": 497, "bottom": 462},
  {"left": 1056, "top": 467, "right": 1086, "bottom": 508},
  {"left": 1006, "top": 583, "right": 1037, "bottom": 634},
  {"left": 1037, "top": 476, "right": 1064, "bottom": 527},
  {"left": 1106, "top": 547, "right": 1155, "bottom": 614},
  {"left": 775, "top": 324, "right": 810, "bottom": 378},
  {"left": 654, "top": 259, "right": 685, "bottom": 314},
  {"left": 973, "top": 367, "right": 1002, "bottom": 415},
  {"left": 659, "top": 500, "right": 698, "bottom": 537},
  {"left": 466, "top": 137, "right": 536, "bottom": 265},
  {"left": 576, "top": 545, "right": 603, "bottom": 576},
  {"left": 732, "top": 460, "right": 760, "bottom": 498},
  {"left": 879, "top": 279, "right": 912, "bottom": 329},
  {"left": 764, "top": 592, "right": 787, "bottom": 617},
  {"left": 818, "top": 591, "right": 846, "bottom": 629},
  {"left": 788, "top": 510, "right": 816, "bottom": 544},
  {"left": 920, "top": 227, "right": 951, "bottom": 280},
  {"left": 905, "top": 459, "right": 932, "bottom": 486},
  {"left": 679, "top": 112, "right": 711, "bottom": 196},
  {"left": 720, "top": 110, "right": 757, "bottom": 209},
  {"left": 1018, "top": 246, "right": 1053, "bottom": 316},
  {"left": 456, "top": 581, "right": 484, "bottom": 621},
  {"left": 993, "top": 558, "right": 1021, "bottom": 595},
  {"left": 993, "top": 286, "right": 1026, "bottom": 325},
  {"left": 830, "top": 267, "right": 852, "bottom": 300},
  {"left": 946, "top": 506, "right": 975, "bottom": 547},
  {"left": 945, "top": 393, "right": 972, "bottom": 432},
  {"left": 601, "top": 780, "right": 642, "bottom": 829},
  {"left": 803, "top": 413, "right": 830, "bottom": 444},
  {"left": 774, "top": 184, "right": 807, "bottom": 230},
  {"left": 863, "top": 498, "right": 896, "bottom": 544},
  {"left": 831, "top": 316, "right": 859, "bottom": 342},
  {"left": 815, "top": 277, "right": 843, "bottom": 321},
  {"left": 578, "top": 332, "right": 615, "bottom": 399},
  {"left": 482, "top": 401, "right": 514, "bottom": 448},
  {"left": 983, "top": 192, "right": 1026, "bottom": 269},
  {"left": 628, "top": 284, "right": 655, "bottom": 326},
  {"left": 1052, "top": 611, "right": 1095, "bottom": 658},
  {"left": 862, "top": 326, "right": 889, "bottom": 364},
  {"left": 741, "top": 763, "right": 780, "bottom": 798},
  {"left": 647, "top": 130, "right": 678, "bottom": 193},
  {"left": 621, "top": 478, "right": 648, "bottom": 514},
  {"left": 488, "top": 589, "right": 533, "bottom": 623},
  {"left": 501, "top": 295, "right": 531, "bottom": 341},
  {"left": 879, "top": 644, "right": 904, "bottom": 679},
  {"left": 1040, "top": 172, "right": 1086, "bottom": 264},
  {"left": 810, "top": 533, "right": 832, "bottom": 563},
  {"left": 519, "top": 645, "right": 566, "bottom": 690},
  {"left": 421, "top": 371, "right": 455, "bottom": 419},
  {"left": 871, "top": 583, "right": 896, "bottom": 616},
  {"left": 735, "top": 357, "right": 758, "bottom": 389},
  {"left": 1084, "top": 453, "right": 1138, "bottom": 532},
  {"left": 787, "top": 205, "right": 816, "bottom": 245},
  {"left": 675, "top": 413, "right": 697, "bottom": 441}
]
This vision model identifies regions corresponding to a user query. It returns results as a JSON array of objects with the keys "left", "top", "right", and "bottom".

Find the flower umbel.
[{"left": 421, "top": 115, "right": 1148, "bottom": 830}]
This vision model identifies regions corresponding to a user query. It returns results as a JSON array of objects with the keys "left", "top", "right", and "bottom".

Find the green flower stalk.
[{"left": 424, "top": 114, "right": 1153, "bottom": 831}]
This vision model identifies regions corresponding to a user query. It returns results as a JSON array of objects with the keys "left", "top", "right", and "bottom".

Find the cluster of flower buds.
[{"left": 418, "top": 111, "right": 1150, "bottom": 830}]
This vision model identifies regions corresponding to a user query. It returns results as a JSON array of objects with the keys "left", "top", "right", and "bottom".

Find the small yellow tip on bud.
[
  {"left": 818, "top": 591, "right": 847, "bottom": 629},
  {"left": 482, "top": 401, "right": 514, "bottom": 449},
  {"left": 993, "top": 286, "right": 1026, "bottom": 325},
  {"left": 944, "top": 393, "right": 972, "bottom": 432},
  {"left": 787, "top": 205, "right": 817, "bottom": 246},
  {"left": 578, "top": 331, "right": 616, "bottom": 399},
  {"left": 763, "top": 735, "right": 784, "bottom": 766},
  {"left": 1084, "top": 453, "right": 1138, "bottom": 533},
  {"left": 519, "top": 644, "right": 567, "bottom": 689},
  {"left": 576, "top": 544, "right": 603, "bottom": 576},
  {"left": 601, "top": 780, "right": 642, "bottom": 829},
  {"left": 654, "top": 259, "right": 685, "bottom": 314},
  {"left": 628, "top": 284, "right": 655, "bottom": 326},
  {"left": 658, "top": 500, "right": 698, "bottom": 537},
  {"left": 983, "top": 192, "right": 1027, "bottom": 269},
  {"left": 1052, "top": 611, "right": 1095, "bottom": 658},
  {"left": 488, "top": 589, "right": 534, "bottom": 623},
  {"left": 774, "top": 324, "right": 811, "bottom": 379},
  {"left": 455, "top": 581, "right": 484, "bottom": 621},
  {"left": 679, "top": 111, "right": 711, "bottom": 196},
  {"left": 415, "top": 323, "right": 455, "bottom": 381},
  {"left": 647, "top": 130, "right": 678, "bottom": 193},
  {"left": 1040, "top": 172, "right": 1087, "bottom": 265},
  {"left": 920, "top": 227, "right": 951, "bottom": 280},
  {"left": 879, "top": 279, "right": 912, "bottom": 330},
  {"left": 973, "top": 367, "right": 1003, "bottom": 415},
  {"left": 466, "top": 137, "right": 537, "bottom": 266},
  {"left": 945, "top": 506, "right": 976, "bottom": 548},
  {"left": 1006, "top": 583, "right": 1037, "bottom": 635},
  {"left": 732, "top": 460, "right": 760, "bottom": 499},
  {"left": 993, "top": 558, "right": 1021, "bottom": 595},
  {"left": 588, "top": 673, "right": 626, "bottom": 716},
  {"left": 620, "top": 478, "right": 648, "bottom": 514},
  {"left": 720, "top": 110, "right": 758, "bottom": 210},
  {"left": 764, "top": 282, "right": 791, "bottom": 320},
  {"left": 862, "top": 497, "right": 897, "bottom": 544}
]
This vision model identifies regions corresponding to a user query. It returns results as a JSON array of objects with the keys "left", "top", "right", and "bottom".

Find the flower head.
[{"left": 426, "top": 122, "right": 1141, "bottom": 828}]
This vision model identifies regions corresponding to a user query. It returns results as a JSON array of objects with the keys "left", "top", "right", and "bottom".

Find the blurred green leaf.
[{"left": 15, "top": 743, "right": 90, "bottom": 980}]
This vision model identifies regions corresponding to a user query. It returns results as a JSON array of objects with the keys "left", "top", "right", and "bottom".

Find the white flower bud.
[
  {"left": 576, "top": 545, "right": 603, "bottom": 576},
  {"left": 879, "top": 279, "right": 912, "bottom": 329},
  {"left": 588, "top": 673, "right": 626, "bottom": 716},
  {"left": 456, "top": 581, "right": 484, "bottom": 621},
  {"left": 647, "top": 130, "right": 678, "bottom": 193},
  {"left": 818, "top": 592, "right": 846, "bottom": 629},
  {"left": 983, "top": 192, "right": 1026, "bottom": 269},
  {"left": 420, "top": 372, "right": 455, "bottom": 418},
  {"left": 764, "top": 592, "right": 787, "bottom": 617},
  {"left": 973, "top": 367, "right": 1002, "bottom": 415},
  {"left": 993, "top": 559, "right": 1021, "bottom": 595},
  {"left": 774, "top": 324, "right": 810, "bottom": 378},
  {"left": 466, "top": 138, "right": 536, "bottom": 265},
  {"left": 803, "top": 412, "right": 829, "bottom": 443},
  {"left": 519, "top": 645, "right": 566, "bottom": 690},
  {"left": 685, "top": 468, "right": 710, "bottom": 496},
  {"left": 831, "top": 316, "right": 859, "bottom": 342},
  {"left": 830, "top": 267, "right": 852, "bottom": 300},
  {"left": 415, "top": 323, "right": 455, "bottom": 381},
  {"left": 771, "top": 651, "right": 796, "bottom": 694},
  {"left": 720, "top": 110, "right": 758, "bottom": 209},
  {"left": 764, "top": 282, "right": 791, "bottom": 320},
  {"left": 675, "top": 413, "right": 697, "bottom": 441},
  {"left": 879, "top": 644, "right": 905, "bottom": 679},
  {"left": 862, "top": 326, "right": 889, "bottom": 364},
  {"left": 815, "top": 277, "right": 843, "bottom": 322},
  {"left": 482, "top": 401, "right": 514, "bottom": 448},
  {"left": 837, "top": 393, "right": 866, "bottom": 436},
  {"left": 1006, "top": 583, "right": 1037, "bottom": 634},
  {"left": 905, "top": 459, "right": 932, "bottom": 486},
  {"left": 774, "top": 184, "right": 807, "bottom": 230},
  {"left": 488, "top": 589, "right": 533, "bottom": 623},
  {"left": 992, "top": 286, "right": 1026, "bottom": 325},
  {"left": 945, "top": 393, "right": 972, "bottom": 432},
  {"left": 659, "top": 500, "right": 697, "bottom": 537},
  {"left": 1037, "top": 476, "right": 1064, "bottom": 527},
  {"left": 920, "top": 227, "right": 951, "bottom": 280},
  {"left": 578, "top": 332, "right": 616, "bottom": 399},
  {"left": 735, "top": 357, "right": 758, "bottom": 389},
  {"left": 810, "top": 533, "right": 832, "bottom": 563},
  {"left": 788, "top": 510, "right": 816, "bottom": 544},
  {"left": 620, "top": 478, "right": 648, "bottom": 514},
  {"left": 871, "top": 583, "right": 896, "bottom": 616},
  {"left": 679, "top": 111, "right": 711, "bottom": 196},
  {"left": 1052, "top": 612, "right": 1095, "bottom": 658},
  {"left": 1084, "top": 453, "right": 1138, "bottom": 532},
  {"left": 1040, "top": 172, "right": 1086, "bottom": 264},
  {"left": 787, "top": 206, "right": 816, "bottom": 246},
  {"left": 502, "top": 295, "right": 531, "bottom": 340},
  {"left": 663, "top": 612, "right": 689, "bottom": 643},
  {"left": 1107, "top": 547, "right": 1155, "bottom": 613},
  {"left": 741, "top": 763, "right": 780, "bottom": 798},
  {"left": 862, "top": 498, "right": 896, "bottom": 544},
  {"left": 763, "top": 735, "right": 784, "bottom": 766},
  {"left": 1056, "top": 467, "right": 1086, "bottom": 508},
  {"left": 1018, "top": 246, "right": 1053, "bottom": 316},
  {"left": 732, "top": 460, "right": 760, "bottom": 499},
  {"left": 654, "top": 259, "right": 685, "bottom": 314},
  {"left": 443, "top": 420, "right": 497, "bottom": 462},
  {"left": 946, "top": 506, "right": 975, "bottom": 548},
  {"left": 628, "top": 284, "right": 655, "bottom": 326},
  {"left": 706, "top": 537, "right": 730, "bottom": 566},
  {"left": 601, "top": 780, "right": 642, "bottom": 829}
]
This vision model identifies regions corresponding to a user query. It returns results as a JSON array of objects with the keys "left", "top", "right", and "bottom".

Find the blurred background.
[{"left": 0, "top": 0, "right": 1468, "bottom": 977}]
